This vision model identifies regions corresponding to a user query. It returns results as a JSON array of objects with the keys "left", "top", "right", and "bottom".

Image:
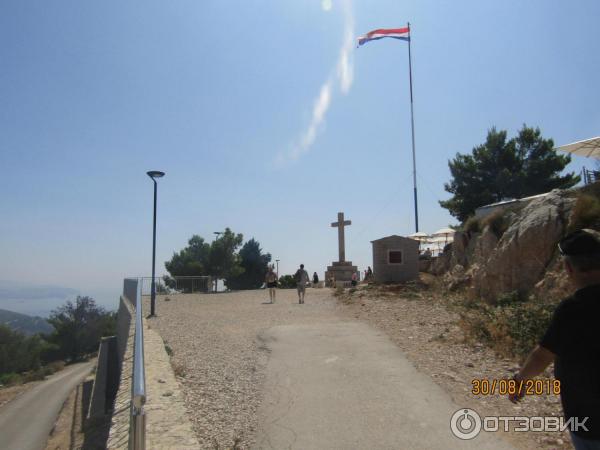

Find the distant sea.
[
  {"left": 0, "top": 281, "right": 121, "bottom": 318},
  {"left": 0, "top": 297, "right": 75, "bottom": 318}
]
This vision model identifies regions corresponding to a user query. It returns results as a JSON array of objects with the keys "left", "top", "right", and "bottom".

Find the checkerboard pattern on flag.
[{"left": 357, "top": 27, "right": 410, "bottom": 47}]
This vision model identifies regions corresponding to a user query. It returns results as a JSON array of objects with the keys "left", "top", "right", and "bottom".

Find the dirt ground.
[{"left": 336, "top": 279, "right": 571, "bottom": 450}]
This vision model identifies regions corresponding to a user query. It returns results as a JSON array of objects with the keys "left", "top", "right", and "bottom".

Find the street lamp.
[
  {"left": 275, "top": 259, "right": 280, "bottom": 278},
  {"left": 213, "top": 231, "right": 222, "bottom": 292},
  {"left": 147, "top": 170, "right": 165, "bottom": 317}
]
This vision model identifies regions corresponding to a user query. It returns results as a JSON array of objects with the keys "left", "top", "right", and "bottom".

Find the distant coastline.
[{"left": 0, "top": 281, "right": 119, "bottom": 317}]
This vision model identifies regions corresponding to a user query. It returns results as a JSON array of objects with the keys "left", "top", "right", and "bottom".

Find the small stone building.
[{"left": 371, "top": 235, "right": 419, "bottom": 283}]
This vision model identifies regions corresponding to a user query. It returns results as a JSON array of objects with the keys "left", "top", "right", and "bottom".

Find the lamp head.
[{"left": 147, "top": 171, "right": 165, "bottom": 179}]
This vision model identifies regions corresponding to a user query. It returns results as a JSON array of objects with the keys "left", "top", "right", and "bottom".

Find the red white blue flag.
[{"left": 357, "top": 27, "right": 410, "bottom": 47}]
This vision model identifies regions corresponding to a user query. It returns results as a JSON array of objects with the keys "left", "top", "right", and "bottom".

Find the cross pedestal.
[{"left": 325, "top": 212, "right": 357, "bottom": 287}]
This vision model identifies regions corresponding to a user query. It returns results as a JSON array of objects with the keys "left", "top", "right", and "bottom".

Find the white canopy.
[
  {"left": 408, "top": 231, "right": 429, "bottom": 241},
  {"left": 433, "top": 227, "right": 455, "bottom": 237},
  {"left": 555, "top": 137, "right": 600, "bottom": 159},
  {"left": 428, "top": 236, "right": 454, "bottom": 243}
]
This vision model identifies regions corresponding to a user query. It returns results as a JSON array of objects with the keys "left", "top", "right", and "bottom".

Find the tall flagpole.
[{"left": 407, "top": 22, "right": 419, "bottom": 232}]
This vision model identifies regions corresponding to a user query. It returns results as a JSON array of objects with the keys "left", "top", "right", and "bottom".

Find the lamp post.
[
  {"left": 275, "top": 259, "right": 280, "bottom": 278},
  {"left": 213, "top": 231, "right": 222, "bottom": 292},
  {"left": 147, "top": 170, "right": 165, "bottom": 317}
]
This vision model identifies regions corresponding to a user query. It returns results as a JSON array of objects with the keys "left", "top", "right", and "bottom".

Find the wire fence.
[{"left": 138, "top": 276, "right": 213, "bottom": 296}]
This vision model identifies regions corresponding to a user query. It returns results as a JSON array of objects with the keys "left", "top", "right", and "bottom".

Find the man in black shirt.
[{"left": 509, "top": 229, "right": 600, "bottom": 449}]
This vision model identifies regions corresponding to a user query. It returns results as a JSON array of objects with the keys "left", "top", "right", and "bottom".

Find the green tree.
[
  {"left": 226, "top": 238, "right": 272, "bottom": 290},
  {"left": 208, "top": 228, "right": 244, "bottom": 283},
  {"left": 277, "top": 275, "right": 296, "bottom": 289},
  {"left": 0, "top": 325, "right": 45, "bottom": 375},
  {"left": 47, "top": 296, "right": 116, "bottom": 362},
  {"left": 164, "top": 235, "right": 211, "bottom": 277},
  {"left": 440, "top": 126, "right": 579, "bottom": 221}
]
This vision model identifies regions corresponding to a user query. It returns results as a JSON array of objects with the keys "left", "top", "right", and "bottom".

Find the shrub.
[
  {"left": 568, "top": 191, "right": 600, "bottom": 232},
  {"left": 458, "top": 296, "right": 556, "bottom": 358},
  {"left": 21, "top": 368, "right": 48, "bottom": 383},
  {"left": 463, "top": 216, "right": 481, "bottom": 233},
  {"left": 482, "top": 210, "right": 509, "bottom": 238},
  {"left": 277, "top": 275, "right": 296, "bottom": 289},
  {"left": 0, "top": 373, "right": 21, "bottom": 386},
  {"left": 494, "top": 290, "right": 526, "bottom": 307},
  {"left": 46, "top": 360, "right": 66, "bottom": 373}
]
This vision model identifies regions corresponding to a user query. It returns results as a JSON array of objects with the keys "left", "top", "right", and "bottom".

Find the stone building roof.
[{"left": 371, "top": 235, "right": 415, "bottom": 243}]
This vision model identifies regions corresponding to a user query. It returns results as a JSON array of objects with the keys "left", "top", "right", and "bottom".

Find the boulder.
[
  {"left": 429, "top": 245, "right": 452, "bottom": 275},
  {"left": 443, "top": 264, "right": 471, "bottom": 291},
  {"left": 533, "top": 255, "right": 572, "bottom": 302},
  {"left": 472, "top": 190, "right": 575, "bottom": 302},
  {"left": 450, "top": 231, "right": 468, "bottom": 267},
  {"left": 471, "top": 228, "right": 499, "bottom": 267}
]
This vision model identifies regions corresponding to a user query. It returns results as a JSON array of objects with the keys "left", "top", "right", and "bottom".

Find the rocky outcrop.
[
  {"left": 434, "top": 189, "right": 578, "bottom": 303},
  {"left": 532, "top": 255, "right": 572, "bottom": 302},
  {"left": 471, "top": 190, "right": 575, "bottom": 302},
  {"left": 429, "top": 246, "right": 452, "bottom": 275},
  {"left": 442, "top": 264, "right": 471, "bottom": 291}
]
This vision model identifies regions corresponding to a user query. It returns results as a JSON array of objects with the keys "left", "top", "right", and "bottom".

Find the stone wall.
[
  {"left": 107, "top": 281, "right": 200, "bottom": 449},
  {"left": 107, "top": 296, "right": 135, "bottom": 449}
]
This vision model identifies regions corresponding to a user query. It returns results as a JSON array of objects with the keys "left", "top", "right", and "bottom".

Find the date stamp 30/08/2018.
[{"left": 471, "top": 378, "right": 561, "bottom": 396}]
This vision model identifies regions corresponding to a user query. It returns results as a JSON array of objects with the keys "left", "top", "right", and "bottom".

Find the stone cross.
[{"left": 331, "top": 212, "right": 351, "bottom": 262}]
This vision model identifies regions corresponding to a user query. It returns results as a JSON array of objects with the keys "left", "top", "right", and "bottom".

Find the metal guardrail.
[
  {"left": 130, "top": 279, "right": 146, "bottom": 450},
  {"left": 583, "top": 167, "right": 599, "bottom": 185}
]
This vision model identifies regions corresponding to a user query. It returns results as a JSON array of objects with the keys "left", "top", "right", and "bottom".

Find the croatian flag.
[{"left": 357, "top": 27, "right": 410, "bottom": 47}]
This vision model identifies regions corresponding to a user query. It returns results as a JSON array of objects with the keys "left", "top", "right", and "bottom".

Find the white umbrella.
[
  {"left": 408, "top": 231, "right": 430, "bottom": 241},
  {"left": 433, "top": 227, "right": 455, "bottom": 237},
  {"left": 429, "top": 235, "right": 454, "bottom": 242},
  {"left": 432, "top": 228, "right": 455, "bottom": 248},
  {"left": 556, "top": 137, "right": 600, "bottom": 159}
]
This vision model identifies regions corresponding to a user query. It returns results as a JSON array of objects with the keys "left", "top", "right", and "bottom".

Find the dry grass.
[
  {"left": 482, "top": 209, "right": 510, "bottom": 238},
  {"left": 568, "top": 190, "right": 600, "bottom": 232}
]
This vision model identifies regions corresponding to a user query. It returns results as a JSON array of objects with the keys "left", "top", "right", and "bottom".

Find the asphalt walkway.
[
  {"left": 0, "top": 361, "right": 93, "bottom": 450},
  {"left": 254, "top": 322, "right": 515, "bottom": 450}
]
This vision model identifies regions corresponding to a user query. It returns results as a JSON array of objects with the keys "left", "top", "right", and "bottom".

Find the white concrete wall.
[{"left": 107, "top": 281, "right": 199, "bottom": 449}]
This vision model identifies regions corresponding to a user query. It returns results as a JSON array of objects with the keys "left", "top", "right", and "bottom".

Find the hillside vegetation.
[{"left": 0, "top": 309, "right": 53, "bottom": 335}]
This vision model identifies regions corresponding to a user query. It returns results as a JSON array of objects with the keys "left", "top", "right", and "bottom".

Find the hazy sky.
[{"left": 1, "top": 0, "right": 599, "bottom": 310}]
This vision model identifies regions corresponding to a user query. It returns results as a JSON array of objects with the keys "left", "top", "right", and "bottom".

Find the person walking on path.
[
  {"left": 265, "top": 265, "right": 278, "bottom": 304},
  {"left": 313, "top": 272, "right": 319, "bottom": 287},
  {"left": 508, "top": 229, "right": 600, "bottom": 449},
  {"left": 294, "top": 264, "right": 310, "bottom": 304}
]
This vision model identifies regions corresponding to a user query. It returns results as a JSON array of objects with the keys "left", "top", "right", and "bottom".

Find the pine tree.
[{"left": 440, "top": 126, "right": 579, "bottom": 222}]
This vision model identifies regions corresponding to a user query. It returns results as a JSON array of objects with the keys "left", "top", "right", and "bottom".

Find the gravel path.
[
  {"left": 146, "top": 285, "right": 568, "bottom": 450},
  {"left": 145, "top": 289, "right": 341, "bottom": 449}
]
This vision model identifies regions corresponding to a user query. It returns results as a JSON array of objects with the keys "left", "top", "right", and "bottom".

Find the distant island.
[
  {"left": 0, "top": 281, "right": 78, "bottom": 300},
  {"left": 0, "top": 308, "right": 53, "bottom": 335}
]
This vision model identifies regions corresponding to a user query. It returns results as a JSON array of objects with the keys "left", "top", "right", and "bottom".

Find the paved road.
[
  {"left": 254, "top": 322, "right": 516, "bottom": 450},
  {"left": 0, "top": 361, "right": 94, "bottom": 450}
]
